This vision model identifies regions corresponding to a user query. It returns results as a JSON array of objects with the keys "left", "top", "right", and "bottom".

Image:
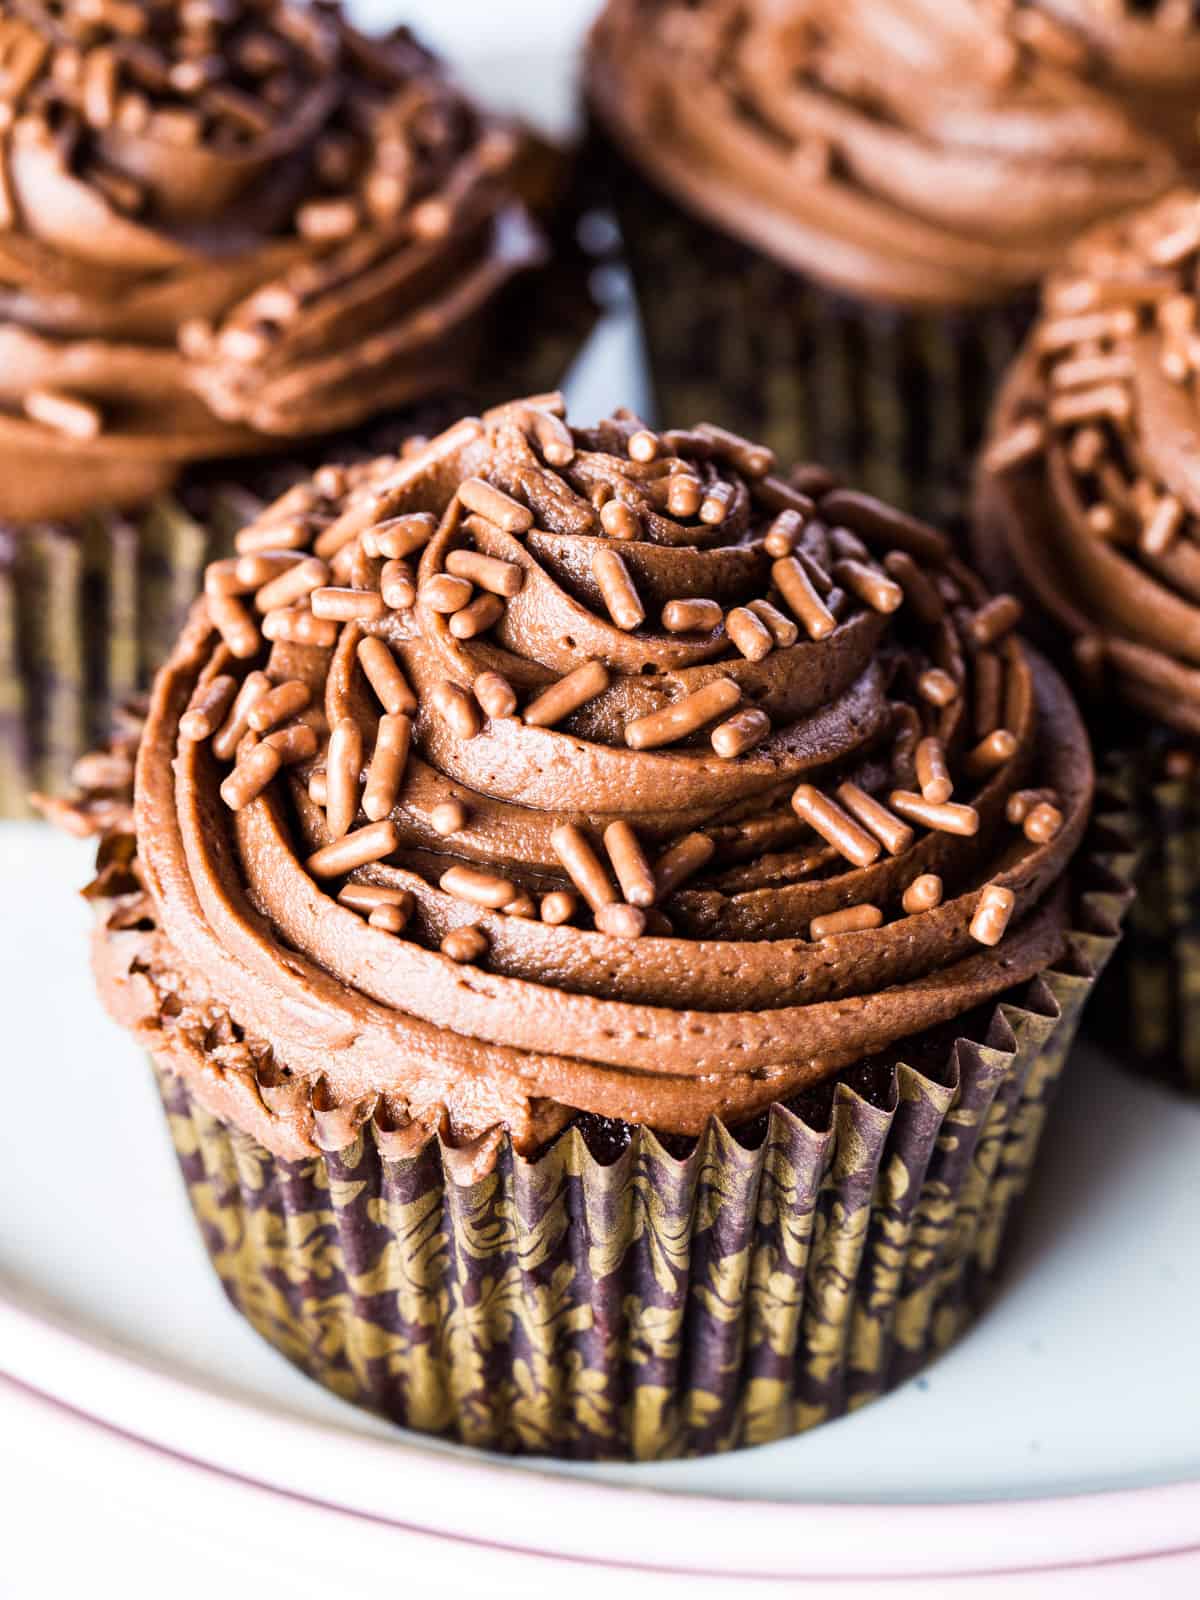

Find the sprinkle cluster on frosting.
[
  {"left": 588, "top": 0, "right": 1177, "bottom": 306},
  {"left": 978, "top": 186, "right": 1200, "bottom": 739},
  {"left": 0, "top": 0, "right": 539, "bottom": 520},
  {"left": 202, "top": 399, "right": 1055, "bottom": 948},
  {"left": 53, "top": 399, "right": 1095, "bottom": 1155}
]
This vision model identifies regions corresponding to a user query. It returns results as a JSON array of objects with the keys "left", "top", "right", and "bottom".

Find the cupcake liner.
[
  {"left": 0, "top": 493, "right": 241, "bottom": 818},
  {"left": 150, "top": 829, "right": 1132, "bottom": 1462},
  {"left": 1086, "top": 751, "right": 1200, "bottom": 1094},
  {"left": 596, "top": 131, "right": 1033, "bottom": 530}
]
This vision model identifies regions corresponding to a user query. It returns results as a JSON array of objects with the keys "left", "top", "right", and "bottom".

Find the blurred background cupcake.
[
  {"left": 1052, "top": 0, "right": 1200, "bottom": 173},
  {"left": 0, "top": 0, "right": 585, "bottom": 815},
  {"left": 974, "top": 186, "right": 1200, "bottom": 1093},
  {"left": 56, "top": 399, "right": 1130, "bottom": 1458},
  {"left": 586, "top": 0, "right": 1178, "bottom": 530}
]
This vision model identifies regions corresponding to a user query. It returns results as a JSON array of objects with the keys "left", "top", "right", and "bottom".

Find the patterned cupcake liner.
[
  {"left": 150, "top": 827, "right": 1132, "bottom": 1462},
  {"left": 594, "top": 131, "right": 1033, "bottom": 531},
  {"left": 0, "top": 498, "right": 218, "bottom": 818},
  {"left": 1086, "top": 751, "right": 1200, "bottom": 1094}
]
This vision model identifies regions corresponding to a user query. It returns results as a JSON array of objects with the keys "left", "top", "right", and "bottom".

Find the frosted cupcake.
[
  {"left": 62, "top": 400, "right": 1128, "bottom": 1458},
  {"left": 976, "top": 186, "right": 1200, "bottom": 1091}
]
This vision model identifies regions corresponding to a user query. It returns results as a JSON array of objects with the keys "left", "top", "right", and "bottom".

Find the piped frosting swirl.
[
  {"left": 0, "top": 0, "right": 540, "bottom": 521},
  {"left": 587, "top": 0, "right": 1176, "bottom": 308},
  {"left": 71, "top": 398, "right": 1094, "bottom": 1159},
  {"left": 1050, "top": 0, "right": 1200, "bottom": 171},
  {"left": 977, "top": 186, "right": 1200, "bottom": 738}
]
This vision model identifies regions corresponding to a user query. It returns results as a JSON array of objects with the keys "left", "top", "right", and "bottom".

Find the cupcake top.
[
  {"left": 67, "top": 397, "right": 1093, "bottom": 1162},
  {"left": 0, "top": 0, "right": 540, "bottom": 520},
  {"left": 976, "top": 187, "right": 1200, "bottom": 739},
  {"left": 587, "top": 0, "right": 1175, "bottom": 308}
]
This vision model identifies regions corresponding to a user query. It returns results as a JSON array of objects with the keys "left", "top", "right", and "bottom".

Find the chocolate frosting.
[
  {"left": 587, "top": 0, "right": 1177, "bottom": 308},
  {"left": 0, "top": 1, "right": 540, "bottom": 521},
  {"left": 1049, "top": 1, "right": 1200, "bottom": 171},
  {"left": 976, "top": 187, "right": 1200, "bottom": 739},
  {"left": 67, "top": 401, "right": 1093, "bottom": 1160}
]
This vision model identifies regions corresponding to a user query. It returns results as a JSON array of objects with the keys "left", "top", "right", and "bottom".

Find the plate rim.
[{"left": 4, "top": 1283, "right": 1200, "bottom": 1582}]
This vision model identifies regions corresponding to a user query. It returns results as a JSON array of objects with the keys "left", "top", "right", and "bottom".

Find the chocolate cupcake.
[
  {"left": 0, "top": 0, "right": 550, "bottom": 815},
  {"left": 586, "top": 0, "right": 1176, "bottom": 527},
  {"left": 976, "top": 186, "right": 1200, "bottom": 1093},
  {"left": 60, "top": 402, "right": 1129, "bottom": 1459}
]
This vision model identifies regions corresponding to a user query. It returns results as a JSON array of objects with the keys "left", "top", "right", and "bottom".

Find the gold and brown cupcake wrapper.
[
  {"left": 1087, "top": 752, "right": 1200, "bottom": 1094},
  {"left": 599, "top": 132, "right": 1033, "bottom": 530},
  {"left": 151, "top": 832, "right": 1131, "bottom": 1462},
  {"left": 0, "top": 498, "right": 222, "bottom": 818}
]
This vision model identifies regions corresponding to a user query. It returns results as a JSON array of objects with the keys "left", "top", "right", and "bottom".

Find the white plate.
[{"left": 3, "top": 822, "right": 1200, "bottom": 1597}]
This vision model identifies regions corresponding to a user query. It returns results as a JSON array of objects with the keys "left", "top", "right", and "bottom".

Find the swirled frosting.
[
  {"left": 1051, "top": 0, "right": 1200, "bottom": 171},
  {"left": 0, "top": 0, "right": 540, "bottom": 521},
  {"left": 587, "top": 0, "right": 1176, "bottom": 308},
  {"left": 64, "top": 398, "right": 1094, "bottom": 1162},
  {"left": 976, "top": 186, "right": 1200, "bottom": 739}
]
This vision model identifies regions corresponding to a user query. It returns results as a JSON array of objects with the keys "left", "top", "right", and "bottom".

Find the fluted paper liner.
[
  {"left": 0, "top": 498, "right": 223, "bottom": 817},
  {"left": 149, "top": 828, "right": 1132, "bottom": 1461},
  {"left": 596, "top": 132, "right": 1033, "bottom": 532},
  {"left": 1087, "top": 753, "right": 1200, "bottom": 1094}
]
